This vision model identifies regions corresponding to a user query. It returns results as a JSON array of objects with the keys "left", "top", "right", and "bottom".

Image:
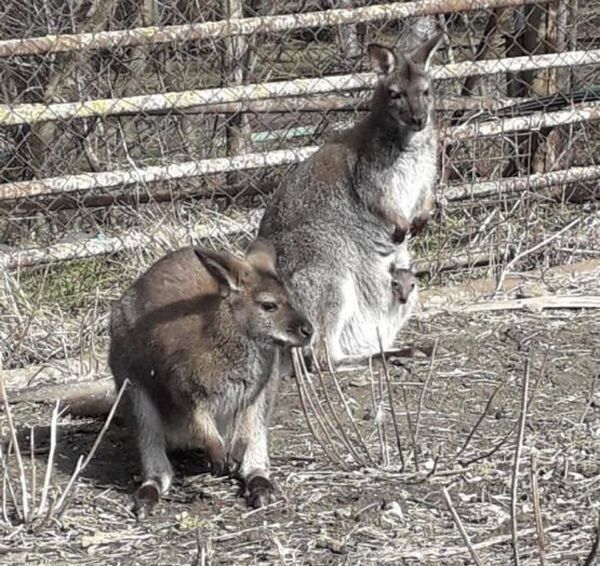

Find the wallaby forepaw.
[
  {"left": 410, "top": 215, "right": 429, "bottom": 237},
  {"left": 209, "top": 460, "right": 226, "bottom": 477},
  {"left": 133, "top": 482, "right": 160, "bottom": 520},
  {"left": 245, "top": 476, "right": 273, "bottom": 509},
  {"left": 391, "top": 225, "right": 408, "bottom": 244}
]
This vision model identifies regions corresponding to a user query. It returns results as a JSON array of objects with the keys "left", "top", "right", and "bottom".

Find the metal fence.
[{"left": 1, "top": 0, "right": 599, "bottom": 369}]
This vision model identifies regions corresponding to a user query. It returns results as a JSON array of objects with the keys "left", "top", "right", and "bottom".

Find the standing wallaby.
[
  {"left": 258, "top": 34, "right": 442, "bottom": 364},
  {"left": 108, "top": 239, "right": 312, "bottom": 518}
]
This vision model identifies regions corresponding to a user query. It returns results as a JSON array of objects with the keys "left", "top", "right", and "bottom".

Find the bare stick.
[
  {"left": 37, "top": 402, "right": 60, "bottom": 519},
  {"left": 0, "top": 371, "right": 29, "bottom": 520},
  {"left": 584, "top": 511, "right": 600, "bottom": 566},
  {"left": 461, "top": 354, "right": 547, "bottom": 468},
  {"left": 377, "top": 359, "right": 390, "bottom": 467},
  {"left": 400, "top": 382, "right": 418, "bottom": 472},
  {"left": 0, "top": 443, "right": 19, "bottom": 523},
  {"left": 579, "top": 374, "right": 598, "bottom": 426},
  {"left": 54, "top": 379, "right": 128, "bottom": 518},
  {"left": 369, "top": 357, "right": 386, "bottom": 465},
  {"left": 530, "top": 454, "right": 547, "bottom": 566},
  {"left": 298, "top": 354, "right": 356, "bottom": 465},
  {"left": 495, "top": 218, "right": 580, "bottom": 293},
  {"left": 310, "top": 355, "right": 367, "bottom": 467},
  {"left": 455, "top": 382, "right": 505, "bottom": 460},
  {"left": 53, "top": 456, "right": 83, "bottom": 519},
  {"left": 511, "top": 359, "right": 531, "bottom": 566},
  {"left": 1, "top": 445, "right": 8, "bottom": 525},
  {"left": 291, "top": 351, "right": 347, "bottom": 469},
  {"left": 378, "top": 331, "right": 406, "bottom": 470},
  {"left": 29, "top": 426, "right": 36, "bottom": 521},
  {"left": 442, "top": 487, "right": 484, "bottom": 566},
  {"left": 295, "top": 355, "right": 348, "bottom": 466},
  {"left": 413, "top": 339, "right": 440, "bottom": 472},
  {"left": 324, "top": 343, "right": 376, "bottom": 466}
]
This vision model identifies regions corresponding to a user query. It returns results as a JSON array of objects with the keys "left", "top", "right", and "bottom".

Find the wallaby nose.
[
  {"left": 412, "top": 115, "right": 426, "bottom": 129},
  {"left": 299, "top": 320, "right": 313, "bottom": 340}
]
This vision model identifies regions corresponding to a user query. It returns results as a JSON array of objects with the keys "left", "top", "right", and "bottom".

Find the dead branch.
[
  {"left": 291, "top": 351, "right": 348, "bottom": 469},
  {"left": 442, "top": 487, "right": 484, "bottom": 566},
  {"left": 530, "top": 453, "right": 547, "bottom": 566},
  {"left": 378, "top": 332, "right": 406, "bottom": 470},
  {"left": 298, "top": 354, "right": 357, "bottom": 466},
  {"left": 583, "top": 511, "right": 600, "bottom": 566},
  {"left": 310, "top": 355, "right": 367, "bottom": 467},
  {"left": 454, "top": 382, "right": 504, "bottom": 460},
  {"left": 324, "top": 343, "right": 375, "bottom": 466},
  {"left": 0, "top": 371, "right": 29, "bottom": 520},
  {"left": 37, "top": 403, "right": 60, "bottom": 520},
  {"left": 511, "top": 359, "right": 531, "bottom": 566},
  {"left": 54, "top": 379, "right": 129, "bottom": 519},
  {"left": 413, "top": 339, "right": 439, "bottom": 472}
]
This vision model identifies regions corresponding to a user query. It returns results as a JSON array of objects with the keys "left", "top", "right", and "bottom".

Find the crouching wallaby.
[
  {"left": 108, "top": 239, "right": 312, "bottom": 518},
  {"left": 258, "top": 33, "right": 443, "bottom": 364}
]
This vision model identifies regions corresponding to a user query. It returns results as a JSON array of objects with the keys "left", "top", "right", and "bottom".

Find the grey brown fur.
[
  {"left": 108, "top": 239, "right": 312, "bottom": 518},
  {"left": 390, "top": 265, "right": 417, "bottom": 304},
  {"left": 258, "top": 34, "right": 442, "bottom": 363}
]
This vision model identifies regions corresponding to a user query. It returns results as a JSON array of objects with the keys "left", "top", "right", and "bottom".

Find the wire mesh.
[{"left": 0, "top": 0, "right": 598, "bottom": 370}]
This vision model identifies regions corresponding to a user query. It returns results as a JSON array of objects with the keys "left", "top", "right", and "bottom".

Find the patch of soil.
[{"left": 1, "top": 275, "right": 599, "bottom": 565}]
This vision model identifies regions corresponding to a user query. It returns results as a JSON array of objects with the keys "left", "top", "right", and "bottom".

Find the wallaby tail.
[{"left": 1, "top": 378, "right": 116, "bottom": 418}]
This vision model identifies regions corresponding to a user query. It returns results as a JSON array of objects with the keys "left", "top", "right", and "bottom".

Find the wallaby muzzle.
[{"left": 287, "top": 316, "right": 313, "bottom": 347}]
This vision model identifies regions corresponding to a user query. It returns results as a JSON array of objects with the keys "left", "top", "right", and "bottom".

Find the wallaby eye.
[
  {"left": 261, "top": 302, "right": 279, "bottom": 312},
  {"left": 423, "top": 88, "right": 431, "bottom": 97}
]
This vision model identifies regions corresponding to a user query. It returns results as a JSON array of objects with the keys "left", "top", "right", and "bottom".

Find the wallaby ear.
[
  {"left": 409, "top": 32, "right": 444, "bottom": 69},
  {"left": 194, "top": 248, "right": 243, "bottom": 297},
  {"left": 246, "top": 238, "right": 277, "bottom": 274},
  {"left": 367, "top": 43, "right": 397, "bottom": 76}
]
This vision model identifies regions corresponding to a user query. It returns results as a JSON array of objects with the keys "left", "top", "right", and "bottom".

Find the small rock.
[
  {"left": 382, "top": 500, "right": 404, "bottom": 522},
  {"left": 334, "top": 507, "right": 353, "bottom": 519},
  {"left": 349, "top": 374, "right": 370, "bottom": 387},
  {"left": 317, "top": 536, "right": 346, "bottom": 554}
]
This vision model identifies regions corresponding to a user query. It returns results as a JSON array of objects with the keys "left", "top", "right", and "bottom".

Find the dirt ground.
[{"left": 1, "top": 269, "right": 599, "bottom": 565}]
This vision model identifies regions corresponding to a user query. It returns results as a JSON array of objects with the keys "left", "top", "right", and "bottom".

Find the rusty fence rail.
[{"left": 0, "top": 0, "right": 598, "bottom": 368}]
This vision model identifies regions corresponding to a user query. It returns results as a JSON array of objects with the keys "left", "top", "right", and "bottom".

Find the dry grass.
[{"left": 1, "top": 267, "right": 598, "bottom": 564}]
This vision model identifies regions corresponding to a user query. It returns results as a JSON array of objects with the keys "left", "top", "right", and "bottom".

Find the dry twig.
[
  {"left": 0, "top": 371, "right": 29, "bottom": 520},
  {"left": 455, "top": 382, "right": 504, "bottom": 461},
  {"left": 310, "top": 355, "right": 367, "bottom": 467},
  {"left": 54, "top": 379, "right": 129, "bottom": 518},
  {"left": 413, "top": 339, "right": 439, "bottom": 472},
  {"left": 324, "top": 343, "right": 374, "bottom": 466},
  {"left": 37, "top": 402, "right": 60, "bottom": 520},
  {"left": 530, "top": 453, "right": 547, "bottom": 565},
  {"left": 378, "top": 331, "right": 406, "bottom": 470},
  {"left": 442, "top": 487, "right": 484, "bottom": 566},
  {"left": 511, "top": 359, "right": 531, "bottom": 566},
  {"left": 583, "top": 511, "right": 600, "bottom": 566},
  {"left": 291, "top": 350, "right": 347, "bottom": 469}
]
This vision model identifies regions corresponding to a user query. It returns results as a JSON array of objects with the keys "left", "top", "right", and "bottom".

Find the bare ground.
[{"left": 1, "top": 269, "right": 599, "bottom": 565}]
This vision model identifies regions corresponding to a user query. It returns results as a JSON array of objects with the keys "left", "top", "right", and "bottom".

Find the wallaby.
[
  {"left": 258, "top": 34, "right": 442, "bottom": 364},
  {"left": 390, "top": 265, "right": 417, "bottom": 305},
  {"left": 108, "top": 239, "right": 312, "bottom": 518}
]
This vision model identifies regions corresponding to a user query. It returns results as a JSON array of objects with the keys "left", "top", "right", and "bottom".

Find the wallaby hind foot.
[{"left": 243, "top": 475, "right": 273, "bottom": 509}]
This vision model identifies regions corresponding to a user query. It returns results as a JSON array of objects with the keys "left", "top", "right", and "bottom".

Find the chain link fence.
[{"left": 1, "top": 0, "right": 599, "bottom": 370}]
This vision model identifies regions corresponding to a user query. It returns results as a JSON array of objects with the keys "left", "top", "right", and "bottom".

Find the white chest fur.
[{"left": 375, "top": 131, "right": 437, "bottom": 220}]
